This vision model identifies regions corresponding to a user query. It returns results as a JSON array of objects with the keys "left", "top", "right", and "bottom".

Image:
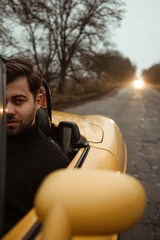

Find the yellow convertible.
[{"left": 0, "top": 57, "right": 146, "bottom": 240}]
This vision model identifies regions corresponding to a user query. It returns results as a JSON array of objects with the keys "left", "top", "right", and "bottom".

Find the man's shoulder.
[
  {"left": 36, "top": 130, "right": 69, "bottom": 167},
  {"left": 38, "top": 129, "right": 63, "bottom": 152}
]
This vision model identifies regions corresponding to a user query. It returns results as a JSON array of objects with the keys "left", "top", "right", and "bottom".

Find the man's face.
[{"left": 6, "top": 76, "right": 42, "bottom": 136}]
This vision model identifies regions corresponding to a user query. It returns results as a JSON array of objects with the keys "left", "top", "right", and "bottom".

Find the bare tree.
[
  {"left": 1, "top": 0, "right": 125, "bottom": 92},
  {"left": 0, "top": 0, "right": 58, "bottom": 81}
]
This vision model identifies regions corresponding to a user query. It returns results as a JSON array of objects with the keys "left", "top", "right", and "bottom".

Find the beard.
[{"left": 7, "top": 106, "right": 36, "bottom": 136}]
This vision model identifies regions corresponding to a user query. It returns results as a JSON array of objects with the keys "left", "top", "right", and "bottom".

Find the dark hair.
[{"left": 6, "top": 57, "right": 43, "bottom": 98}]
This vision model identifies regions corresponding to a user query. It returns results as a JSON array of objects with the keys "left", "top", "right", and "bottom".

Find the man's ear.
[{"left": 36, "top": 94, "right": 43, "bottom": 110}]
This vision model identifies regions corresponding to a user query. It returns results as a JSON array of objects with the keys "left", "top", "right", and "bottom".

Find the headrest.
[{"left": 36, "top": 107, "right": 51, "bottom": 137}]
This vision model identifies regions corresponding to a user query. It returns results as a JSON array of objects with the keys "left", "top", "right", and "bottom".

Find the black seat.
[
  {"left": 36, "top": 107, "right": 51, "bottom": 137},
  {"left": 36, "top": 109, "right": 88, "bottom": 159},
  {"left": 54, "top": 121, "right": 88, "bottom": 159}
]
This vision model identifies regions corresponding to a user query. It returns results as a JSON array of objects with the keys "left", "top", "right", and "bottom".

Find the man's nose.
[{"left": 6, "top": 103, "right": 16, "bottom": 115}]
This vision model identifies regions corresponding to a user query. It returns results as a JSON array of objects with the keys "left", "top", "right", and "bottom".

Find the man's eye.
[{"left": 14, "top": 99, "right": 25, "bottom": 105}]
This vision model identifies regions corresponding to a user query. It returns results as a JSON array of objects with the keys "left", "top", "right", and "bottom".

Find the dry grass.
[{"left": 51, "top": 82, "right": 119, "bottom": 109}]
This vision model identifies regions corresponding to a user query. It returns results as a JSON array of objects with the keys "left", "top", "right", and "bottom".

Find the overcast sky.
[{"left": 112, "top": 0, "right": 160, "bottom": 77}]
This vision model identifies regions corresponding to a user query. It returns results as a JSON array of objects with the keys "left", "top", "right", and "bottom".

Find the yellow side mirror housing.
[{"left": 34, "top": 170, "right": 146, "bottom": 240}]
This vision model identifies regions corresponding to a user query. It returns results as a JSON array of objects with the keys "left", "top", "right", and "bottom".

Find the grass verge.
[{"left": 52, "top": 86, "right": 119, "bottom": 110}]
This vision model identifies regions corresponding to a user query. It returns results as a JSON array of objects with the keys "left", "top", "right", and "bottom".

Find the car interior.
[{"left": 37, "top": 80, "right": 88, "bottom": 161}]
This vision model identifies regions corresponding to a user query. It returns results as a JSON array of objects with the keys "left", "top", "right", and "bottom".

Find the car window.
[{"left": 0, "top": 57, "right": 6, "bottom": 238}]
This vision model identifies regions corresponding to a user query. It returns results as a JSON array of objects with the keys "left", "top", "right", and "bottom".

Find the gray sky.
[{"left": 112, "top": 0, "right": 160, "bottom": 76}]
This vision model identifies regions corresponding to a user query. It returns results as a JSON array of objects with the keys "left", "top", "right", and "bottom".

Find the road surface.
[{"left": 62, "top": 86, "right": 160, "bottom": 240}]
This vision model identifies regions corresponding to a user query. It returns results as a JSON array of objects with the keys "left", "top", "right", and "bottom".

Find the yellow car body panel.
[
  {"left": 73, "top": 235, "right": 118, "bottom": 240},
  {"left": 52, "top": 110, "right": 127, "bottom": 172},
  {"left": 71, "top": 147, "right": 120, "bottom": 171},
  {"left": 2, "top": 110, "right": 128, "bottom": 240},
  {"left": 2, "top": 209, "right": 38, "bottom": 240}
]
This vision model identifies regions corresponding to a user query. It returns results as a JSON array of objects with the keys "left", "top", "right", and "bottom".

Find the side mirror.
[{"left": 34, "top": 170, "right": 146, "bottom": 240}]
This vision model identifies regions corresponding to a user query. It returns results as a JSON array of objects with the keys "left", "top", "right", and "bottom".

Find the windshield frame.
[{"left": 0, "top": 56, "right": 6, "bottom": 237}]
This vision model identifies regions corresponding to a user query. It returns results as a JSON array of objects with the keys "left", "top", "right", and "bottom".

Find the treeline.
[
  {"left": 81, "top": 50, "right": 136, "bottom": 83},
  {"left": 55, "top": 49, "right": 136, "bottom": 95},
  {"left": 142, "top": 63, "right": 160, "bottom": 85},
  {"left": 0, "top": 0, "right": 136, "bottom": 93}
]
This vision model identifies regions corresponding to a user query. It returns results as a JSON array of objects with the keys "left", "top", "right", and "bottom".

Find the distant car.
[{"left": 0, "top": 57, "right": 146, "bottom": 240}]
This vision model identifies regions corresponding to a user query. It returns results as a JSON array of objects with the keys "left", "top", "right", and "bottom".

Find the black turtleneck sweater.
[{"left": 4, "top": 122, "right": 69, "bottom": 235}]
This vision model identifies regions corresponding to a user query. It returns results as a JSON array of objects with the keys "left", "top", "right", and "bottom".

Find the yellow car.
[{"left": 0, "top": 58, "right": 146, "bottom": 240}]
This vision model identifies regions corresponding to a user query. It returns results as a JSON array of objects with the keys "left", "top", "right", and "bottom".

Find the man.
[{"left": 4, "top": 57, "right": 69, "bottom": 234}]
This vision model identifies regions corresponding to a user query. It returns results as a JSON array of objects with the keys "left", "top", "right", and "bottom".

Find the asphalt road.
[{"left": 62, "top": 85, "right": 160, "bottom": 240}]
